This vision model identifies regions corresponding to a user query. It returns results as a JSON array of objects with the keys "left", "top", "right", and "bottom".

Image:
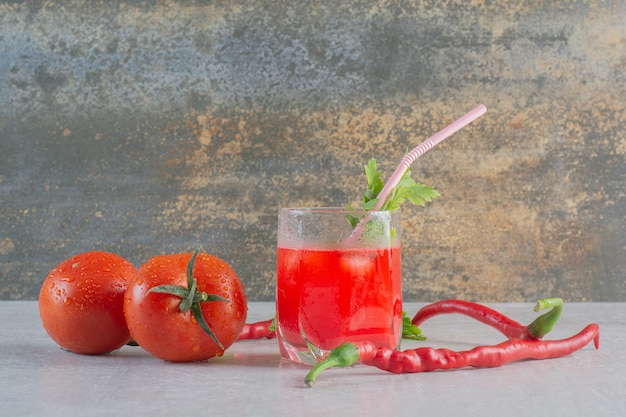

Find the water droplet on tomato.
[
  {"left": 59, "top": 276, "right": 75, "bottom": 282},
  {"left": 64, "top": 297, "right": 73, "bottom": 305},
  {"left": 190, "top": 316, "right": 198, "bottom": 325},
  {"left": 192, "top": 344, "right": 200, "bottom": 352}
]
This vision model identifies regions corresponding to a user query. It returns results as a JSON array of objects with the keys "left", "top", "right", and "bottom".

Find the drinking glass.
[{"left": 275, "top": 207, "right": 402, "bottom": 364}]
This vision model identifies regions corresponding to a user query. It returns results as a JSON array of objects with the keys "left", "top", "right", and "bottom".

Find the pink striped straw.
[
  {"left": 343, "top": 104, "right": 486, "bottom": 246},
  {"left": 373, "top": 104, "right": 487, "bottom": 210}
]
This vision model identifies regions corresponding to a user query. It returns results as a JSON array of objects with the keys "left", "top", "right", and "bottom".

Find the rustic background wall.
[{"left": 1, "top": 0, "right": 624, "bottom": 302}]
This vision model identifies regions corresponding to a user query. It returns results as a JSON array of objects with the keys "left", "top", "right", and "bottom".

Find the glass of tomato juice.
[{"left": 275, "top": 207, "right": 402, "bottom": 365}]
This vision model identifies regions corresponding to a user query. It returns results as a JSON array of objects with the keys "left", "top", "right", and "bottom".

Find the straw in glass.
[{"left": 345, "top": 104, "right": 487, "bottom": 244}]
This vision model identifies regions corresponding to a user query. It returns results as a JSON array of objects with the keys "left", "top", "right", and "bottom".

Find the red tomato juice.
[{"left": 276, "top": 245, "right": 402, "bottom": 352}]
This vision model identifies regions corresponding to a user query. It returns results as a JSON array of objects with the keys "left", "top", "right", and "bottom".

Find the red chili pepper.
[
  {"left": 304, "top": 323, "right": 599, "bottom": 387},
  {"left": 236, "top": 318, "right": 276, "bottom": 341},
  {"left": 364, "top": 323, "right": 599, "bottom": 372},
  {"left": 412, "top": 298, "right": 563, "bottom": 339}
]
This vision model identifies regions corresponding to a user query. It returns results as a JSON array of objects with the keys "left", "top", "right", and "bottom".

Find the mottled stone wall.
[{"left": 1, "top": 0, "right": 624, "bottom": 301}]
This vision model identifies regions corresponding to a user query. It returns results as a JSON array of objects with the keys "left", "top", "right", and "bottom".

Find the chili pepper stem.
[
  {"left": 528, "top": 298, "right": 563, "bottom": 338},
  {"left": 304, "top": 342, "right": 360, "bottom": 388}
]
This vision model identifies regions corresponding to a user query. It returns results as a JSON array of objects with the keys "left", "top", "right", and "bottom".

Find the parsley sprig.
[{"left": 351, "top": 158, "right": 439, "bottom": 213}]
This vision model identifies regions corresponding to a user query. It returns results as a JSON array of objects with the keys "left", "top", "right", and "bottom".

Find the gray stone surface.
[
  {"left": 1, "top": 301, "right": 623, "bottom": 416},
  {"left": 1, "top": 0, "right": 624, "bottom": 301}
]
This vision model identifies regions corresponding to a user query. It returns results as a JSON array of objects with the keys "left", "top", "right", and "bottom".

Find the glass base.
[
  {"left": 276, "top": 327, "right": 329, "bottom": 366},
  {"left": 276, "top": 324, "right": 402, "bottom": 366}
]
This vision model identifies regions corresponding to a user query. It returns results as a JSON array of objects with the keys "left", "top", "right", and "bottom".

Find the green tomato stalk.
[{"left": 148, "top": 250, "right": 229, "bottom": 349}]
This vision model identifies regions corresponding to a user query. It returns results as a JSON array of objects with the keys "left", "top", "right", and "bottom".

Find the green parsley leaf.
[
  {"left": 363, "top": 158, "right": 384, "bottom": 207},
  {"left": 356, "top": 158, "right": 439, "bottom": 212},
  {"left": 402, "top": 311, "right": 427, "bottom": 340}
]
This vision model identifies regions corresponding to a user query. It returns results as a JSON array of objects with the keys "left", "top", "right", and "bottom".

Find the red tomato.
[
  {"left": 124, "top": 252, "right": 247, "bottom": 362},
  {"left": 39, "top": 251, "right": 137, "bottom": 354}
]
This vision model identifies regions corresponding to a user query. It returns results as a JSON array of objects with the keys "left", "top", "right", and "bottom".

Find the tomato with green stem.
[
  {"left": 124, "top": 251, "right": 247, "bottom": 362},
  {"left": 39, "top": 251, "right": 137, "bottom": 355}
]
